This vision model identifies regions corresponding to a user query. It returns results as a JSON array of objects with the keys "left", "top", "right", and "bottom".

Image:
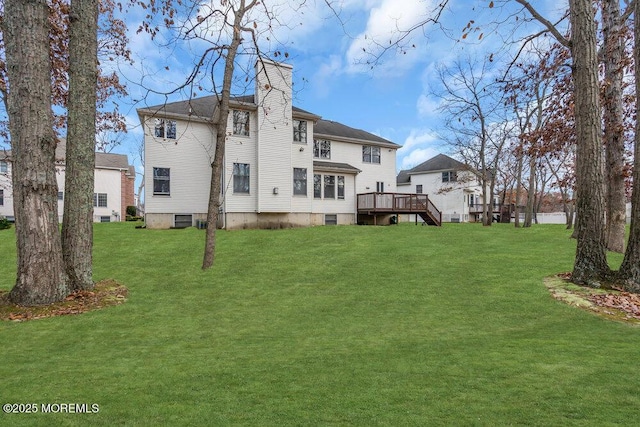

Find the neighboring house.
[
  {"left": 397, "top": 153, "right": 496, "bottom": 223},
  {"left": 0, "top": 141, "right": 135, "bottom": 223},
  {"left": 138, "top": 59, "right": 401, "bottom": 229},
  {"left": 0, "top": 150, "right": 10, "bottom": 220}
]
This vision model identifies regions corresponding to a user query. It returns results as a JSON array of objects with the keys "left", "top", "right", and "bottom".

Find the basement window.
[
  {"left": 325, "top": 214, "right": 337, "bottom": 225},
  {"left": 174, "top": 214, "right": 193, "bottom": 228}
]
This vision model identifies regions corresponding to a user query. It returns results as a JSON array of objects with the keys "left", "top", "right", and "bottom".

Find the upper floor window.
[
  {"left": 233, "top": 163, "right": 250, "bottom": 193},
  {"left": 313, "top": 139, "right": 331, "bottom": 159},
  {"left": 154, "top": 119, "right": 176, "bottom": 139},
  {"left": 293, "top": 168, "right": 307, "bottom": 196},
  {"left": 362, "top": 146, "right": 381, "bottom": 164},
  {"left": 153, "top": 167, "right": 171, "bottom": 195},
  {"left": 0, "top": 161, "right": 7, "bottom": 173},
  {"left": 442, "top": 171, "right": 457, "bottom": 183},
  {"left": 233, "top": 110, "right": 250, "bottom": 136},
  {"left": 416, "top": 185, "right": 423, "bottom": 194},
  {"left": 93, "top": 193, "right": 108, "bottom": 208},
  {"left": 293, "top": 120, "right": 307, "bottom": 144}
]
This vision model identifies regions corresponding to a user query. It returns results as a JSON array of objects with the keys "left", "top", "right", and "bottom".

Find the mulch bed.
[
  {"left": 546, "top": 273, "right": 640, "bottom": 325},
  {"left": 0, "top": 279, "right": 127, "bottom": 322}
]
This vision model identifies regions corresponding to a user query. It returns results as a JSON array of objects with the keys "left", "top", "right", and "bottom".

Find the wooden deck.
[{"left": 357, "top": 192, "right": 442, "bottom": 226}]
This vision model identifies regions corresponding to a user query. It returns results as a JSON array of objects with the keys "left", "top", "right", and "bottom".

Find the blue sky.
[{"left": 114, "top": 0, "right": 565, "bottom": 177}]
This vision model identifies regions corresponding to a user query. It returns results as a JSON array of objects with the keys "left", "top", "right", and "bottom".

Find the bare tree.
[
  {"left": 135, "top": 0, "right": 306, "bottom": 268},
  {"left": 202, "top": 0, "right": 259, "bottom": 269},
  {"left": 435, "top": 55, "right": 511, "bottom": 226}
]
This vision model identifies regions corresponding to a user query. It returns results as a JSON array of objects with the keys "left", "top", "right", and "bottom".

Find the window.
[
  {"left": 0, "top": 161, "right": 7, "bottom": 173},
  {"left": 0, "top": 189, "right": 3, "bottom": 206},
  {"left": 233, "top": 163, "right": 250, "bottom": 194},
  {"left": 325, "top": 214, "right": 337, "bottom": 225},
  {"left": 469, "top": 194, "right": 475, "bottom": 207},
  {"left": 233, "top": 110, "right": 250, "bottom": 136},
  {"left": 376, "top": 181, "right": 385, "bottom": 192},
  {"left": 154, "top": 119, "right": 176, "bottom": 139},
  {"left": 313, "top": 139, "right": 331, "bottom": 159},
  {"left": 174, "top": 214, "right": 193, "bottom": 228},
  {"left": 153, "top": 167, "right": 170, "bottom": 195},
  {"left": 57, "top": 191, "right": 64, "bottom": 201},
  {"left": 293, "top": 120, "right": 307, "bottom": 144},
  {"left": 363, "top": 146, "right": 381, "bottom": 164},
  {"left": 313, "top": 174, "right": 322, "bottom": 199},
  {"left": 442, "top": 171, "right": 457, "bottom": 183},
  {"left": 416, "top": 185, "right": 423, "bottom": 194},
  {"left": 314, "top": 174, "right": 346, "bottom": 200},
  {"left": 337, "top": 176, "right": 345, "bottom": 199},
  {"left": 93, "top": 193, "right": 107, "bottom": 208},
  {"left": 293, "top": 168, "right": 307, "bottom": 196},
  {"left": 100, "top": 216, "right": 111, "bottom": 223},
  {"left": 324, "top": 175, "right": 335, "bottom": 199}
]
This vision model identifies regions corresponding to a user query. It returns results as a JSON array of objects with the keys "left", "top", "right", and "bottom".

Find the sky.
[{"left": 112, "top": 0, "right": 566, "bottom": 179}]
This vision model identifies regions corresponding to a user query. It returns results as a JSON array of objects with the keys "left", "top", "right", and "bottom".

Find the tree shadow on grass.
[{"left": 0, "top": 279, "right": 127, "bottom": 322}]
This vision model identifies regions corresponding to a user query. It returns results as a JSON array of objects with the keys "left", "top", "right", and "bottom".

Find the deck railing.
[{"left": 357, "top": 192, "right": 442, "bottom": 224}]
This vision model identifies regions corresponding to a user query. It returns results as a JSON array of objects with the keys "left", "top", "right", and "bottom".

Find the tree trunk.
[
  {"left": 5, "top": 0, "right": 69, "bottom": 304},
  {"left": 618, "top": 0, "right": 640, "bottom": 291},
  {"left": 602, "top": 0, "right": 626, "bottom": 254},
  {"left": 514, "top": 149, "right": 523, "bottom": 228},
  {"left": 524, "top": 156, "right": 536, "bottom": 227},
  {"left": 569, "top": 0, "right": 610, "bottom": 285},
  {"left": 62, "top": 0, "right": 99, "bottom": 290},
  {"left": 202, "top": 5, "right": 246, "bottom": 270}
]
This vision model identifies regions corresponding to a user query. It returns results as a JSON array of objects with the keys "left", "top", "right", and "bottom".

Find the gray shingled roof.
[
  {"left": 396, "top": 154, "right": 471, "bottom": 185},
  {"left": 138, "top": 95, "right": 398, "bottom": 147},
  {"left": 314, "top": 119, "right": 398, "bottom": 147},
  {"left": 139, "top": 95, "right": 317, "bottom": 121},
  {"left": 3, "top": 141, "right": 132, "bottom": 173},
  {"left": 313, "top": 160, "right": 361, "bottom": 174},
  {"left": 55, "top": 141, "right": 132, "bottom": 171},
  {"left": 396, "top": 169, "right": 411, "bottom": 185},
  {"left": 408, "top": 154, "right": 468, "bottom": 173}
]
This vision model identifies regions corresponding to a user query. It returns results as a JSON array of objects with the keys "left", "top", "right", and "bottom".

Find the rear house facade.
[{"left": 139, "top": 59, "right": 400, "bottom": 229}]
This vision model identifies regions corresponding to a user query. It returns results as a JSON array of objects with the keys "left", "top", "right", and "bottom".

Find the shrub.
[
  {"left": 126, "top": 205, "right": 137, "bottom": 217},
  {"left": 0, "top": 217, "right": 11, "bottom": 230}
]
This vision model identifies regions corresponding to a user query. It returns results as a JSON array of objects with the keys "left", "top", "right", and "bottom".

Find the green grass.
[{"left": 0, "top": 222, "right": 638, "bottom": 426}]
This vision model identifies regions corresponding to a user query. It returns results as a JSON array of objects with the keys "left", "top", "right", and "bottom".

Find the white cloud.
[
  {"left": 399, "top": 147, "right": 440, "bottom": 170},
  {"left": 416, "top": 94, "right": 440, "bottom": 119},
  {"left": 344, "top": 0, "right": 437, "bottom": 76},
  {"left": 310, "top": 55, "right": 345, "bottom": 98},
  {"left": 397, "top": 129, "right": 441, "bottom": 170}
]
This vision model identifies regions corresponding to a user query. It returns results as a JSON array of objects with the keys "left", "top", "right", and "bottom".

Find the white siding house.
[
  {"left": 0, "top": 142, "right": 135, "bottom": 223},
  {"left": 139, "top": 59, "right": 401, "bottom": 229},
  {"left": 397, "top": 154, "right": 494, "bottom": 223}
]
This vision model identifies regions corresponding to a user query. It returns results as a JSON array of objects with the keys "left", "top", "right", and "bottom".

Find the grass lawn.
[{"left": 0, "top": 222, "right": 639, "bottom": 426}]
